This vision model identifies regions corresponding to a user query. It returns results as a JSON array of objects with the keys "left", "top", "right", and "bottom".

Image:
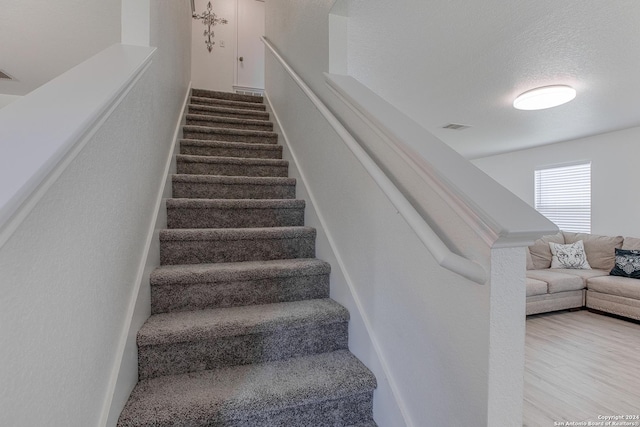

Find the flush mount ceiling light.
[{"left": 513, "top": 85, "right": 576, "bottom": 110}]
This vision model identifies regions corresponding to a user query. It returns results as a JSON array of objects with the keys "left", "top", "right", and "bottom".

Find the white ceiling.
[
  {"left": 3, "top": 0, "right": 639, "bottom": 160},
  {"left": 347, "top": 0, "right": 640, "bottom": 159}
]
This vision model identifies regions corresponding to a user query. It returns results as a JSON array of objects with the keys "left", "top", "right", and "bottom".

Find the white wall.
[
  {"left": 0, "top": 94, "right": 21, "bottom": 109},
  {"left": 0, "top": 2, "right": 191, "bottom": 426},
  {"left": 264, "top": 1, "right": 531, "bottom": 425},
  {"left": 191, "top": 0, "right": 237, "bottom": 91},
  {"left": 473, "top": 126, "right": 640, "bottom": 238},
  {"left": 0, "top": 0, "right": 121, "bottom": 96}
]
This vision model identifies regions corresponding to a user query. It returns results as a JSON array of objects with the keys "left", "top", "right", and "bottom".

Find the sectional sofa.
[{"left": 526, "top": 231, "right": 640, "bottom": 320}]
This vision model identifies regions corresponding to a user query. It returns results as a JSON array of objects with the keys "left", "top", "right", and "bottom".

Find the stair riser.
[
  {"left": 180, "top": 143, "right": 282, "bottom": 159},
  {"left": 231, "top": 392, "right": 373, "bottom": 427},
  {"left": 167, "top": 207, "right": 304, "bottom": 228},
  {"left": 188, "top": 106, "right": 270, "bottom": 121},
  {"left": 176, "top": 161, "right": 288, "bottom": 177},
  {"left": 172, "top": 181, "right": 296, "bottom": 199},
  {"left": 138, "top": 322, "right": 348, "bottom": 379},
  {"left": 186, "top": 118, "right": 273, "bottom": 132},
  {"left": 160, "top": 236, "right": 315, "bottom": 265},
  {"left": 183, "top": 129, "right": 277, "bottom": 144},
  {"left": 191, "top": 89, "right": 264, "bottom": 104},
  {"left": 151, "top": 274, "right": 330, "bottom": 314},
  {"left": 206, "top": 392, "right": 374, "bottom": 427},
  {"left": 191, "top": 97, "right": 266, "bottom": 111}
]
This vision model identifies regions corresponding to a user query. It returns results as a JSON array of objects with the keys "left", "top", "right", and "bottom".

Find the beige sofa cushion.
[
  {"left": 587, "top": 275, "right": 640, "bottom": 300},
  {"left": 526, "top": 278, "right": 548, "bottom": 296},
  {"left": 527, "top": 270, "right": 585, "bottom": 293},
  {"left": 550, "top": 268, "right": 609, "bottom": 281},
  {"left": 526, "top": 248, "right": 535, "bottom": 270},
  {"left": 528, "top": 232, "right": 564, "bottom": 270},
  {"left": 563, "top": 232, "right": 623, "bottom": 271},
  {"left": 622, "top": 236, "right": 640, "bottom": 251}
]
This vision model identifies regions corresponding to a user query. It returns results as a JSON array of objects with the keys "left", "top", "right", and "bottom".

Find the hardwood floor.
[{"left": 524, "top": 310, "right": 640, "bottom": 427}]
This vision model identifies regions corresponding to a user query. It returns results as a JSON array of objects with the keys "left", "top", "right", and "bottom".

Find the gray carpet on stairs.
[
  {"left": 186, "top": 114, "right": 274, "bottom": 131},
  {"left": 150, "top": 258, "right": 330, "bottom": 313},
  {"left": 190, "top": 96, "right": 268, "bottom": 111},
  {"left": 183, "top": 125, "right": 278, "bottom": 144},
  {"left": 191, "top": 88, "right": 264, "bottom": 104},
  {"left": 117, "top": 88, "right": 377, "bottom": 426},
  {"left": 118, "top": 350, "right": 376, "bottom": 427},
  {"left": 180, "top": 139, "right": 283, "bottom": 159},
  {"left": 166, "top": 198, "right": 305, "bottom": 229},
  {"left": 159, "top": 226, "right": 316, "bottom": 265},
  {"left": 172, "top": 174, "right": 296, "bottom": 200},
  {"left": 137, "top": 299, "right": 350, "bottom": 378},
  {"left": 176, "top": 154, "right": 288, "bottom": 177},
  {"left": 188, "top": 104, "right": 270, "bottom": 120}
]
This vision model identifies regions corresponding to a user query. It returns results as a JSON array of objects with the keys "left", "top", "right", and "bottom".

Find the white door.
[{"left": 235, "top": 0, "right": 265, "bottom": 91}]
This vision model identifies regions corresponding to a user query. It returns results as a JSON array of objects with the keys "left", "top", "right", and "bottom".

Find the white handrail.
[{"left": 261, "top": 36, "right": 487, "bottom": 285}]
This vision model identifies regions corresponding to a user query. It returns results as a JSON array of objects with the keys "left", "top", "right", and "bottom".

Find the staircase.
[{"left": 117, "top": 89, "right": 377, "bottom": 426}]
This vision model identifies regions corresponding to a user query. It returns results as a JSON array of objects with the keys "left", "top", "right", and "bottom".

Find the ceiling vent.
[
  {"left": 442, "top": 123, "right": 471, "bottom": 131},
  {"left": 0, "top": 70, "right": 14, "bottom": 80}
]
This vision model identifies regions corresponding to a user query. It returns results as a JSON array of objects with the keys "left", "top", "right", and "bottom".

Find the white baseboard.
[{"left": 232, "top": 85, "right": 264, "bottom": 96}]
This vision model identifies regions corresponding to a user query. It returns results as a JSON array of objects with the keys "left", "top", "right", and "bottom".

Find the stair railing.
[{"left": 261, "top": 36, "right": 487, "bottom": 285}]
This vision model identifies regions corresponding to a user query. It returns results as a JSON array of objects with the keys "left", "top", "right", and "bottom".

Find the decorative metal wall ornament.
[{"left": 193, "top": 1, "right": 228, "bottom": 52}]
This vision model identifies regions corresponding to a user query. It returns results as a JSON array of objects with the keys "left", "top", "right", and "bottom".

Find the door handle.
[{"left": 239, "top": 56, "right": 244, "bottom": 62}]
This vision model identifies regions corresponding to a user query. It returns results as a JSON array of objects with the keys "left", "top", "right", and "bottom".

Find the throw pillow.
[
  {"left": 549, "top": 240, "right": 591, "bottom": 269},
  {"left": 610, "top": 248, "right": 640, "bottom": 279}
]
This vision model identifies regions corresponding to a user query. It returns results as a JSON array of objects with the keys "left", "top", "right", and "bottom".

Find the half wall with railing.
[{"left": 262, "top": 31, "right": 556, "bottom": 426}]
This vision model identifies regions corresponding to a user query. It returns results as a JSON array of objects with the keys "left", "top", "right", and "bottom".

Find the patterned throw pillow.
[
  {"left": 610, "top": 248, "right": 640, "bottom": 279},
  {"left": 549, "top": 240, "right": 591, "bottom": 269}
]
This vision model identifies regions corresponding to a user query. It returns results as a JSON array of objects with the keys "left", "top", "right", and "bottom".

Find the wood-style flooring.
[{"left": 524, "top": 310, "right": 640, "bottom": 427}]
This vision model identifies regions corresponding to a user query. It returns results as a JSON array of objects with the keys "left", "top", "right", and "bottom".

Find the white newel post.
[{"left": 487, "top": 246, "right": 527, "bottom": 426}]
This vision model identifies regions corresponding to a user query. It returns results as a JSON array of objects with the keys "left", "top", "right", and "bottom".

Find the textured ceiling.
[
  {"left": 347, "top": 0, "right": 640, "bottom": 159},
  {"left": 3, "top": 1, "right": 639, "bottom": 159}
]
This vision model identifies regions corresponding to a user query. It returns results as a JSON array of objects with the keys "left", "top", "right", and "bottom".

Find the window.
[{"left": 535, "top": 162, "right": 591, "bottom": 233}]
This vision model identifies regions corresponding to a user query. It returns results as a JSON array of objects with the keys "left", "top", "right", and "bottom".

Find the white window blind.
[{"left": 535, "top": 162, "right": 591, "bottom": 233}]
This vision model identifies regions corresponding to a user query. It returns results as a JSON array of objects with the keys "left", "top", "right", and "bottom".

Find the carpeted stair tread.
[
  {"left": 138, "top": 298, "right": 348, "bottom": 346},
  {"left": 176, "top": 154, "right": 288, "bottom": 177},
  {"left": 191, "top": 88, "right": 264, "bottom": 104},
  {"left": 186, "top": 114, "right": 273, "bottom": 131},
  {"left": 166, "top": 198, "right": 303, "bottom": 211},
  {"left": 172, "top": 174, "right": 295, "bottom": 186},
  {"left": 150, "top": 259, "right": 330, "bottom": 313},
  {"left": 180, "top": 139, "right": 282, "bottom": 159},
  {"left": 152, "top": 258, "right": 329, "bottom": 286},
  {"left": 183, "top": 125, "right": 278, "bottom": 144},
  {"left": 117, "top": 350, "right": 376, "bottom": 427},
  {"left": 159, "top": 226, "right": 316, "bottom": 265},
  {"left": 118, "top": 89, "right": 377, "bottom": 425},
  {"left": 172, "top": 174, "right": 296, "bottom": 200},
  {"left": 160, "top": 226, "right": 315, "bottom": 242},
  {"left": 166, "top": 198, "right": 305, "bottom": 228},
  {"left": 191, "top": 96, "right": 267, "bottom": 111},
  {"left": 188, "top": 104, "right": 270, "bottom": 121}
]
